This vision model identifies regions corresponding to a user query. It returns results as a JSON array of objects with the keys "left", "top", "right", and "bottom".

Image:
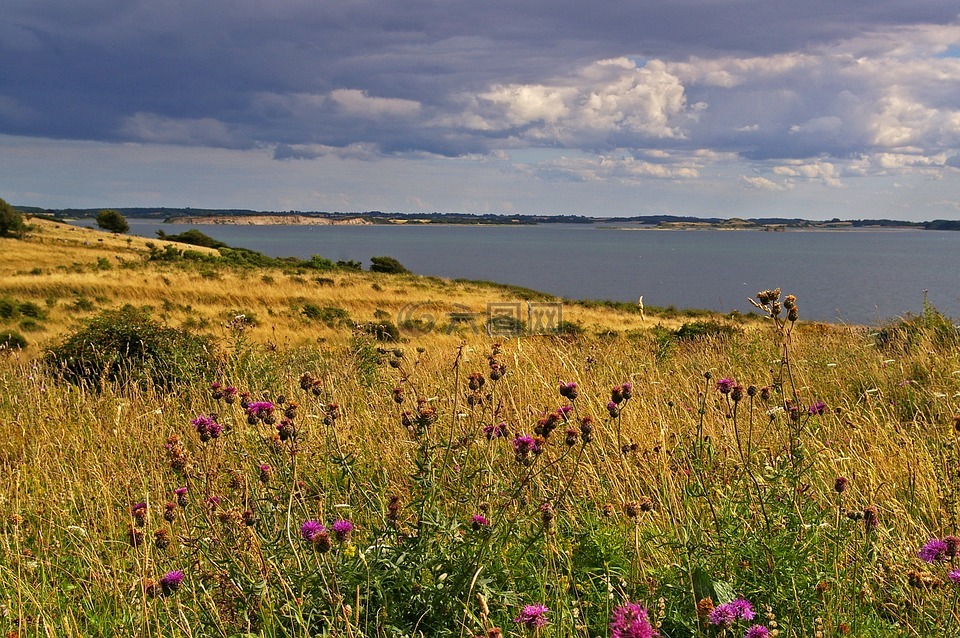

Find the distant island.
[{"left": 15, "top": 205, "right": 960, "bottom": 231}]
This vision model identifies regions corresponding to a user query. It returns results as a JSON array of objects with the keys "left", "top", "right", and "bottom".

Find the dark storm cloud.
[{"left": 2, "top": 0, "right": 960, "bottom": 173}]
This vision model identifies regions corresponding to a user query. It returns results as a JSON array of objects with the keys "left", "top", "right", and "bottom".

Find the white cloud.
[
  {"left": 740, "top": 175, "right": 791, "bottom": 191},
  {"left": 119, "top": 113, "right": 248, "bottom": 148},
  {"left": 328, "top": 89, "right": 421, "bottom": 118}
]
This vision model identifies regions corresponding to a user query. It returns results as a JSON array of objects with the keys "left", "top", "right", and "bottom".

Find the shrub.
[
  {"left": 0, "top": 330, "right": 26, "bottom": 350},
  {"left": 44, "top": 305, "right": 216, "bottom": 388},
  {"left": 157, "top": 228, "right": 227, "bottom": 249},
  {"left": 370, "top": 256, "right": 410, "bottom": 274},
  {"left": 18, "top": 301, "right": 45, "bottom": 319},
  {"left": 302, "top": 304, "right": 350, "bottom": 326},
  {"left": 95, "top": 209, "right": 129, "bottom": 233},
  {"left": 0, "top": 198, "right": 26, "bottom": 238},
  {"left": 0, "top": 297, "right": 17, "bottom": 320},
  {"left": 18, "top": 319, "right": 42, "bottom": 332},
  {"left": 875, "top": 298, "right": 958, "bottom": 352},
  {"left": 362, "top": 321, "right": 400, "bottom": 341},
  {"left": 674, "top": 320, "right": 741, "bottom": 341}
]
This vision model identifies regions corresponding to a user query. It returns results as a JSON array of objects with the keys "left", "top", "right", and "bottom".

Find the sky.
[{"left": 2, "top": 1, "right": 960, "bottom": 220}]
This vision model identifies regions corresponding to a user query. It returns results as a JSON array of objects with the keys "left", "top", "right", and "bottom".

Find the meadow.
[{"left": 1, "top": 217, "right": 959, "bottom": 637}]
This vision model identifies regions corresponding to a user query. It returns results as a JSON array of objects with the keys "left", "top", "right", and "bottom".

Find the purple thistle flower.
[
  {"left": 471, "top": 514, "right": 491, "bottom": 530},
  {"left": 190, "top": 414, "right": 224, "bottom": 441},
  {"left": 513, "top": 604, "right": 549, "bottom": 629},
  {"left": 159, "top": 570, "right": 184, "bottom": 596},
  {"left": 331, "top": 519, "right": 353, "bottom": 542},
  {"left": 708, "top": 599, "right": 755, "bottom": 627},
  {"left": 919, "top": 538, "right": 950, "bottom": 563},
  {"left": 610, "top": 601, "right": 658, "bottom": 638},
  {"left": 607, "top": 400, "right": 620, "bottom": 418},
  {"left": 483, "top": 422, "right": 507, "bottom": 439},
  {"left": 808, "top": 401, "right": 828, "bottom": 416},
  {"left": 744, "top": 626, "right": 770, "bottom": 638},
  {"left": 512, "top": 435, "right": 540, "bottom": 454},
  {"left": 620, "top": 382, "right": 633, "bottom": 400},
  {"left": 300, "top": 519, "right": 325, "bottom": 541},
  {"left": 949, "top": 569, "right": 960, "bottom": 584},
  {"left": 716, "top": 378, "right": 735, "bottom": 394},
  {"left": 557, "top": 405, "right": 574, "bottom": 417},
  {"left": 174, "top": 486, "right": 187, "bottom": 507},
  {"left": 559, "top": 381, "right": 579, "bottom": 400},
  {"left": 246, "top": 401, "right": 275, "bottom": 418}
]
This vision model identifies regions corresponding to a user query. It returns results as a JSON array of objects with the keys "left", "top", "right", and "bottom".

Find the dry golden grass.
[{"left": 0, "top": 217, "right": 735, "bottom": 355}]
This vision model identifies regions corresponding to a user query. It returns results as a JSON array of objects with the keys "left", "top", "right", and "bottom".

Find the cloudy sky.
[{"left": 2, "top": 1, "right": 960, "bottom": 220}]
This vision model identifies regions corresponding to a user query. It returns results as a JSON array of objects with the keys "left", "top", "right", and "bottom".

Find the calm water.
[{"left": 75, "top": 219, "right": 960, "bottom": 325}]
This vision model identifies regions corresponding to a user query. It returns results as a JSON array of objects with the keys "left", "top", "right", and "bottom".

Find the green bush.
[
  {"left": 44, "top": 305, "right": 216, "bottom": 388},
  {"left": 875, "top": 298, "right": 958, "bottom": 352},
  {"left": 0, "top": 330, "right": 27, "bottom": 349},
  {"left": 18, "top": 301, "right": 45, "bottom": 319},
  {"left": 0, "top": 297, "right": 17, "bottom": 320},
  {"left": 95, "top": 209, "right": 129, "bottom": 233},
  {"left": 302, "top": 304, "right": 350, "bottom": 326},
  {"left": 674, "top": 320, "right": 741, "bottom": 341},
  {"left": 0, "top": 198, "right": 26, "bottom": 238},
  {"left": 362, "top": 321, "right": 400, "bottom": 341},
  {"left": 370, "top": 256, "right": 410, "bottom": 274}
]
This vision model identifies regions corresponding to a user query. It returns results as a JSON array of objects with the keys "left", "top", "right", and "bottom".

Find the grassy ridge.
[{"left": 0, "top": 218, "right": 959, "bottom": 636}]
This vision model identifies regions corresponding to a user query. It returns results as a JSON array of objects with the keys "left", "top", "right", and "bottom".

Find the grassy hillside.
[{"left": 1, "top": 217, "right": 959, "bottom": 637}]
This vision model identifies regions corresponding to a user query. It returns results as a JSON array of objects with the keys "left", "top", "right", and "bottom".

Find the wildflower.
[
  {"left": 258, "top": 463, "right": 272, "bottom": 484},
  {"left": 808, "top": 401, "right": 828, "bottom": 416},
  {"left": 744, "top": 626, "right": 770, "bottom": 638},
  {"left": 159, "top": 570, "right": 184, "bottom": 596},
  {"left": 611, "top": 385, "right": 625, "bottom": 404},
  {"left": 174, "top": 487, "right": 188, "bottom": 508},
  {"left": 949, "top": 569, "right": 960, "bottom": 584},
  {"left": 331, "top": 519, "right": 354, "bottom": 543},
  {"left": 610, "top": 601, "right": 657, "bottom": 638},
  {"left": 300, "top": 520, "right": 325, "bottom": 542},
  {"left": 695, "top": 598, "right": 715, "bottom": 618},
  {"left": 919, "top": 538, "right": 950, "bottom": 563},
  {"left": 163, "top": 502, "right": 176, "bottom": 522},
  {"left": 559, "top": 381, "right": 579, "bottom": 400},
  {"left": 620, "top": 382, "right": 633, "bottom": 400},
  {"left": 471, "top": 514, "right": 491, "bottom": 531},
  {"left": 863, "top": 505, "right": 879, "bottom": 531},
  {"left": 607, "top": 401, "right": 620, "bottom": 418},
  {"left": 513, "top": 604, "right": 549, "bottom": 629},
  {"left": 191, "top": 413, "right": 224, "bottom": 442},
  {"left": 154, "top": 528, "right": 171, "bottom": 550},
  {"left": 512, "top": 435, "right": 541, "bottom": 464},
  {"left": 708, "top": 598, "right": 755, "bottom": 627},
  {"left": 730, "top": 384, "right": 744, "bottom": 402},
  {"left": 716, "top": 378, "right": 735, "bottom": 394},
  {"left": 834, "top": 477, "right": 848, "bottom": 493},
  {"left": 483, "top": 422, "right": 507, "bottom": 439},
  {"left": 557, "top": 405, "right": 574, "bottom": 419},
  {"left": 131, "top": 502, "right": 148, "bottom": 527},
  {"left": 205, "top": 496, "right": 221, "bottom": 510},
  {"left": 540, "top": 503, "right": 554, "bottom": 529},
  {"left": 945, "top": 535, "right": 960, "bottom": 557},
  {"left": 564, "top": 427, "right": 579, "bottom": 446},
  {"left": 579, "top": 416, "right": 594, "bottom": 443},
  {"left": 246, "top": 401, "right": 275, "bottom": 423},
  {"left": 222, "top": 386, "right": 238, "bottom": 404}
]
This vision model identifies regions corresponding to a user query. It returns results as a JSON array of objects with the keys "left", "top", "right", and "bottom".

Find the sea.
[{"left": 72, "top": 219, "right": 960, "bottom": 326}]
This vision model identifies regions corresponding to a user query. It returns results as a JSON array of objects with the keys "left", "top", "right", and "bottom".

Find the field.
[{"left": 1, "top": 217, "right": 960, "bottom": 637}]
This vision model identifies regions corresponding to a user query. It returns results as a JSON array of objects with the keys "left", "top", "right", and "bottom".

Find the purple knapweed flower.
[
  {"left": 744, "top": 626, "right": 770, "bottom": 638},
  {"left": 559, "top": 381, "right": 579, "bottom": 400},
  {"left": 513, "top": 604, "right": 549, "bottom": 629},
  {"left": 331, "top": 519, "right": 353, "bottom": 542},
  {"left": 512, "top": 435, "right": 540, "bottom": 455},
  {"left": 808, "top": 401, "right": 828, "bottom": 416},
  {"left": 716, "top": 378, "right": 735, "bottom": 394},
  {"left": 610, "top": 601, "right": 658, "bottom": 638},
  {"left": 159, "top": 570, "right": 185, "bottom": 596},
  {"left": 483, "top": 422, "right": 507, "bottom": 439},
  {"left": 949, "top": 569, "right": 960, "bottom": 584},
  {"left": 191, "top": 414, "right": 224, "bottom": 441},
  {"left": 619, "top": 382, "right": 633, "bottom": 400},
  {"left": 246, "top": 401, "right": 275, "bottom": 418},
  {"left": 174, "top": 487, "right": 187, "bottom": 507},
  {"left": 471, "top": 514, "right": 491, "bottom": 530},
  {"left": 557, "top": 405, "right": 574, "bottom": 418},
  {"left": 708, "top": 599, "right": 755, "bottom": 627},
  {"left": 919, "top": 538, "right": 950, "bottom": 563},
  {"left": 300, "top": 519, "right": 325, "bottom": 542},
  {"left": 607, "top": 401, "right": 620, "bottom": 418}
]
